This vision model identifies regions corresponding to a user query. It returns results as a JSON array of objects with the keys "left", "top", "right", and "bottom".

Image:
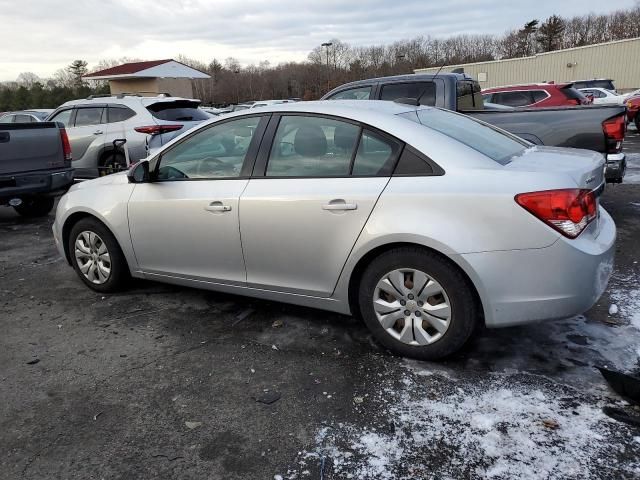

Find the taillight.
[
  {"left": 602, "top": 115, "right": 626, "bottom": 153},
  {"left": 60, "top": 127, "right": 72, "bottom": 161},
  {"left": 134, "top": 124, "right": 183, "bottom": 135},
  {"left": 515, "top": 189, "right": 597, "bottom": 239}
]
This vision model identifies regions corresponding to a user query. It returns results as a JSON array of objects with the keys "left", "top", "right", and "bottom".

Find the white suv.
[{"left": 46, "top": 95, "right": 209, "bottom": 178}]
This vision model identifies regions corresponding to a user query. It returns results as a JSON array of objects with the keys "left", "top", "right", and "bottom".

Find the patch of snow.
[
  {"left": 609, "top": 304, "right": 619, "bottom": 315},
  {"left": 624, "top": 153, "right": 640, "bottom": 184},
  {"left": 609, "top": 284, "right": 640, "bottom": 329}
]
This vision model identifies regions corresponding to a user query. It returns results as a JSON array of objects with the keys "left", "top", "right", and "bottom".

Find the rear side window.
[
  {"left": 147, "top": 101, "right": 209, "bottom": 121},
  {"left": 492, "top": 91, "right": 534, "bottom": 107},
  {"left": 74, "top": 107, "right": 104, "bottom": 126},
  {"left": 531, "top": 90, "right": 549, "bottom": 103},
  {"left": 0, "top": 115, "right": 15, "bottom": 123},
  {"left": 380, "top": 82, "right": 436, "bottom": 106},
  {"left": 410, "top": 108, "right": 527, "bottom": 165},
  {"left": 456, "top": 81, "right": 483, "bottom": 110},
  {"left": 108, "top": 105, "right": 136, "bottom": 123},
  {"left": 352, "top": 130, "right": 402, "bottom": 176},
  {"left": 328, "top": 86, "right": 372, "bottom": 100}
]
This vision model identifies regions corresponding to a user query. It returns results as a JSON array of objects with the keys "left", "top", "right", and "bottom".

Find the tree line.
[{"left": 1, "top": 4, "right": 639, "bottom": 111}]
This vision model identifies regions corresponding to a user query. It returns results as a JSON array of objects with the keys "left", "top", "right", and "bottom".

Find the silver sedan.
[{"left": 52, "top": 101, "right": 615, "bottom": 359}]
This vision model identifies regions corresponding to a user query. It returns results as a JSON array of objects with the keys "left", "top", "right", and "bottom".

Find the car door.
[
  {"left": 64, "top": 105, "right": 107, "bottom": 176},
  {"left": 239, "top": 114, "right": 402, "bottom": 297},
  {"left": 128, "top": 115, "right": 268, "bottom": 284}
]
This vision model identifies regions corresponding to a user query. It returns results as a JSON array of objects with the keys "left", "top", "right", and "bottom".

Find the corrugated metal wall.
[{"left": 415, "top": 37, "right": 640, "bottom": 91}]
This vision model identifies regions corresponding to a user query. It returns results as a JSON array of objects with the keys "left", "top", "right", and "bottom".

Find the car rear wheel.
[
  {"left": 358, "top": 247, "right": 478, "bottom": 360},
  {"left": 68, "top": 218, "right": 129, "bottom": 292},
  {"left": 13, "top": 196, "right": 55, "bottom": 217}
]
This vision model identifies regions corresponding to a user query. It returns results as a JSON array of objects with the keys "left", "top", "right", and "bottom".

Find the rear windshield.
[
  {"left": 560, "top": 87, "right": 589, "bottom": 102},
  {"left": 401, "top": 108, "right": 527, "bottom": 165},
  {"left": 147, "top": 101, "right": 209, "bottom": 121},
  {"left": 456, "top": 81, "right": 484, "bottom": 111}
]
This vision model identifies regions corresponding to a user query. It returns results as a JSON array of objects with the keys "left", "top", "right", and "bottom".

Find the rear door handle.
[
  {"left": 322, "top": 200, "right": 357, "bottom": 211},
  {"left": 204, "top": 201, "right": 232, "bottom": 212},
  {"left": 93, "top": 130, "right": 104, "bottom": 135}
]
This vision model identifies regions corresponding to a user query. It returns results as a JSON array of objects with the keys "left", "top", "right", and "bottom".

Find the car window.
[
  {"left": 482, "top": 93, "right": 493, "bottom": 103},
  {"left": 456, "top": 81, "right": 484, "bottom": 110},
  {"left": 157, "top": 116, "right": 261, "bottom": 180},
  {"left": 328, "top": 86, "right": 372, "bottom": 100},
  {"left": 108, "top": 105, "right": 136, "bottom": 123},
  {"left": 266, "top": 115, "right": 359, "bottom": 177},
  {"left": 352, "top": 129, "right": 401, "bottom": 176},
  {"left": 492, "top": 91, "right": 533, "bottom": 107},
  {"left": 49, "top": 109, "right": 73, "bottom": 126},
  {"left": 531, "top": 90, "right": 549, "bottom": 103},
  {"left": 0, "top": 114, "right": 15, "bottom": 123},
  {"left": 14, "top": 114, "right": 34, "bottom": 122},
  {"left": 147, "top": 101, "right": 209, "bottom": 121},
  {"left": 407, "top": 108, "right": 527, "bottom": 165},
  {"left": 380, "top": 82, "right": 436, "bottom": 106},
  {"left": 74, "top": 107, "right": 104, "bottom": 127}
]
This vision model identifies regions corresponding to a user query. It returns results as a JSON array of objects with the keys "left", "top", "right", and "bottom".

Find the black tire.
[
  {"left": 68, "top": 217, "right": 129, "bottom": 293},
  {"left": 13, "top": 196, "right": 55, "bottom": 217},
  {"left": 99, "top": 152, "right": 127, "bottom": 176},
  {"left": 358, "top": 247, "right": 478, "bottom": 360}
]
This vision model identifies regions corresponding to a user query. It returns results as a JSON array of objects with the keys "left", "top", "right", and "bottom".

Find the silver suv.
[{"left": 46, "top": 95, "right": 209, "bottom": 178}]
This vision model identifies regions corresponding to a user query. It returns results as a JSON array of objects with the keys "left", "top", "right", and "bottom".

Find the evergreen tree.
[{"left": 537, "top": 15, "right": 566, "bottom": 52}]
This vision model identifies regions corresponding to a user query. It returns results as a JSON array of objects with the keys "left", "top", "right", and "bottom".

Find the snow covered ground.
[{"left": 625, "top": 153, "right": 640, "bottom": 184}]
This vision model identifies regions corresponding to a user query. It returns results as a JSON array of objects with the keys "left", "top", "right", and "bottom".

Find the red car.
[
  {"left": 626, "top": 95, "right": 640, "bottom": 130},
  {"left": 482, "top": 83, "right": 592, "bottom": 108}
]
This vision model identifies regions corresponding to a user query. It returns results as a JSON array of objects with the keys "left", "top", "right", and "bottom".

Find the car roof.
[
  {"left": 226, "top": 99, "right": 421, "bottom": 118},
  {"left": 59, "top": 95, "right": 199, "bottom": 108}
]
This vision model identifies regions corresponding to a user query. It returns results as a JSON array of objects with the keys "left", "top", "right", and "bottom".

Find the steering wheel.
[{"left": 196, "top": 156, "right": 226, "bottom": 177}]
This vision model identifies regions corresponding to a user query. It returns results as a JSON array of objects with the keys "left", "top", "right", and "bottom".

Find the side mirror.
[{"left": 128, "top": 160, "right": 150, "bottom": 183}]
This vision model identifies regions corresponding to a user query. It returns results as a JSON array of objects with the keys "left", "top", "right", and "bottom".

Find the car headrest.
[
  {"left": 294, "top": 125, "right": 327, "bottom": 157},
  {"left": 333, "top": 124, "right": 358, "bottom": 150}
]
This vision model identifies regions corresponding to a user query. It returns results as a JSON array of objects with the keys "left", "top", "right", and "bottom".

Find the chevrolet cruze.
[{"left": 53, "top": 101, "right": 615, "bottom": 359}]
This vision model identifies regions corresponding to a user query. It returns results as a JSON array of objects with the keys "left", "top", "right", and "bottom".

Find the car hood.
[
  {"left": 505, "top": 146, "right": 605, "bottom": 190},
  {"left": 69, "top": 171, "right": 129, "bottom": 191}
]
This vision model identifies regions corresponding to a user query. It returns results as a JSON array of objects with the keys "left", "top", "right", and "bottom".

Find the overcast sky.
[{"left": 0, "top": 0, "right": 635, "bottom": 81}]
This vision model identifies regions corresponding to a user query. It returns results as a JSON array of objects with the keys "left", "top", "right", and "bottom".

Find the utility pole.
[{"left": 321, "top": 42, "right": 333, "bottom": 93}]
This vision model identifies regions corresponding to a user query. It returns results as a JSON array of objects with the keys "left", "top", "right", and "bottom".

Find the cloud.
[{"left": 0, "top": 0, "right": 633, "bottom": 80}]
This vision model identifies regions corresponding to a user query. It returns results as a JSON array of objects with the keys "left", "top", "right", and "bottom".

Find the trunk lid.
[
  {"left": 0, "top": 123, "right": 66, "bottom": 175},
  {"left": 505, "top": 146, "right": 605, "bottom": 190}
]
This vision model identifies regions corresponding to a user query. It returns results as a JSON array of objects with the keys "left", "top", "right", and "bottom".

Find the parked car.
[
  {"left": 482, "top": 83, "right": 591, "bottom": 107},
  {"left": 322, "top": 73, "right": 627, "bottom": 183},
  {"left": 250, "top": 100, "right": 294, "bottom": 108},
  {"left": 626, "top": 95, "right": 640, "bottom": 130},
  {"left": 1, "top": 121, "right": 73, "bottom": 216},
  {"left": 578, "top": 88, "right": 626, "bottom": 105},
  {"left": 46, "top": 94, "right": 209, "bottom": 179},
  {"left": 572, "top": 79, "right": 616, "bottom": 92},
  {"left": 53, "top": 101, "right": 614, "bottom": 360},
  {"left": 0, "top": 109, "right": 54, "bottom": 123}
]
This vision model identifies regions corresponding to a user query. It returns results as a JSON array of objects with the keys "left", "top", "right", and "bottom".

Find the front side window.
[
  {"left": 328, "top": 86, "right": 372, "bottom": 100},
  {"left": 74, "top": 107, "right": 104, "bottom": 127},
  {"left": 407, "top": 108, "right": 527, "bottom": 165},
  {"left": 49, "top": 109, "right": 72, "bottom": 126},
  {"left": 380, "top": 82, "right": 436, "bottom": 106},
  {"left": 0, "top": 114, "right": 15, "bottom": 123},
  {"left": 157, "top": 116, "right": 261, "bottom": 180},
  {"left": 266, "top": 115, "right": 359, "bottom": 177}
]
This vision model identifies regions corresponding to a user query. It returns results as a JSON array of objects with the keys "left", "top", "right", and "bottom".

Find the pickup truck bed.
[
  {"left": 322, "top": 73, "right": 628, "bottom": 183},
  {"left": 0, "top": 122, "right": 74, "bottom": 217}
]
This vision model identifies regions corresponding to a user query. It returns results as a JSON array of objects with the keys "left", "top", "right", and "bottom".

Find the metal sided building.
[{"left": 415, "top": 37, "right": 640, "bottom": 92}]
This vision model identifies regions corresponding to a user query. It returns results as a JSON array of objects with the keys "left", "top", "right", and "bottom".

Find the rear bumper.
[
  {"left": 605, "top": 153, "right": 626, "bottom": 183},
  {"left": 0, "top": 168, "right": 74, "bottom": 202},
  {"left": 459, "top": 207, "right": 616, "bottom": 328}
]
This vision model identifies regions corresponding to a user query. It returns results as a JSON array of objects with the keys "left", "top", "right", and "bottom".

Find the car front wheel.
[
  {"left": 68, "top": 217, "right": 129, "bottom": 292},
  {"left": 358, "top": 247, "right": 478, "bottom": 360}
]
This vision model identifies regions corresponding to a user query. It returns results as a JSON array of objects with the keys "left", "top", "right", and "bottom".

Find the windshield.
[{"left": 400, "top": 108, "right": 527, "bottom": 165}]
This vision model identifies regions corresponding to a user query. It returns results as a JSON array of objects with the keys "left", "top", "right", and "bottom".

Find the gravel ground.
[{"left": 1, "top": 131, "right": 640, "bottom": 480}]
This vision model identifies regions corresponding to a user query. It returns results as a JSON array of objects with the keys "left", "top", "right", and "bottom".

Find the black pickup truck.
[
  {"left": 322, "top": 73, "right": 627, "bottom": 183},
  {"left": 0, "top": 122, "right": 74, "bottom": 217}
]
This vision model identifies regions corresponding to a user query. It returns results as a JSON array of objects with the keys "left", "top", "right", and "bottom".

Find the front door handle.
[
  {"left": 93, "top": 130, "right": 104, "bottom": 135},
  {"left": 205, "top": 201, "right": 232, "bottom": 213},
  {"left": 322, "top": 199, "right": 357, "bottom": 211}
]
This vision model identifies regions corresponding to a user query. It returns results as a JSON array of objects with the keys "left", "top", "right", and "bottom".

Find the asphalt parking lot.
[{"left": 2, "top": 130, "right": 640, "bottom": 479}]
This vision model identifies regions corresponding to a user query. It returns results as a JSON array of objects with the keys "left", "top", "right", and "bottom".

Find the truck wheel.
[
  {"left": 13, "top": 196, "right": 55, "bottom": 217},
  {"left": 358, "top": 247, "right": 478, "bottom": 360},
  {"left": 68, "top": 217, "right": 129, "bottom": 292}
]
